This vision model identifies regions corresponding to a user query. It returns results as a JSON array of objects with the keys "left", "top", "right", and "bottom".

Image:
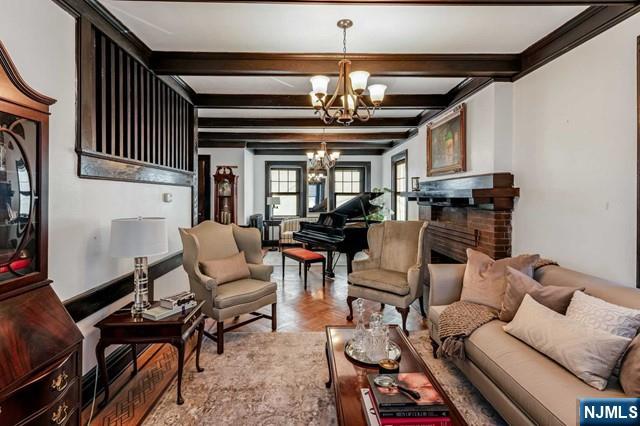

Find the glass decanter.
[{"left": 352, "top": 298, "right": 366, "bottom": 354}]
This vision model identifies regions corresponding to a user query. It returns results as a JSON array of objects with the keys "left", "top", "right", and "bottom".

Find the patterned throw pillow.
[
  {"left": 566, "top": 291, "right": 640, "bottom": 339},
  {"left": 504, "top": 295, "right": 631, "bottom": 390}
]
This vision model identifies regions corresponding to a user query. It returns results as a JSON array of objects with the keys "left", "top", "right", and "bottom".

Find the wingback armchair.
[
  {"left": 179, "top": 221, "right": 277, "bottom": 354},
  {"left": 346, "top": 220, "right": 428, "bottom": 334}
]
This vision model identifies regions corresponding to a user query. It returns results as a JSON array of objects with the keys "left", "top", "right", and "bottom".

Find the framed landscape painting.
[{"left": 426, "top": 103, "right": 467, "bottom": 176}]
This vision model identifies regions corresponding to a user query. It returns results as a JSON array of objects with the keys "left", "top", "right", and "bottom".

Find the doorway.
[{"left": 198, "top": 155, "right": 211, "bottom": 223}]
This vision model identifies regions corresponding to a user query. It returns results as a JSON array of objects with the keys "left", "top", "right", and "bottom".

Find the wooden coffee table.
[{"left": 325, "top": 325, "right": 466, "bottom": 426}]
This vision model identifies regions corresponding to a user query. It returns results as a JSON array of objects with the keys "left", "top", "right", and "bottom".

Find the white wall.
[
  {"left": 252, "top": 154, "right": 383, "bottom": 217},
  {"left": 382, "top": 83, "right": 514, "bottom": 219},
  {"left": 512, "top": 14, "right": 640, "bottom": 285},
  {"left": 1, "top": 0, "right": 191, "bottom": 373}
]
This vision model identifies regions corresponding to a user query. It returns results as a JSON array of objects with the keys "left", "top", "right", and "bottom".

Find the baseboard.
[{"left": 81, "top": 343, "right": 151, "bottom": 408}]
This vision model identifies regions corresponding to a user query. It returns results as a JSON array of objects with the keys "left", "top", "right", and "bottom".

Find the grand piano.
[{"left": 293, "top": 192, "right": 383, "bottom": 276}]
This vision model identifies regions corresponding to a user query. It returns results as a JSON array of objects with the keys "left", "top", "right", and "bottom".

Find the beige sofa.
[{"left": 428, "top": 263, "right": 640, "bottom": 426}]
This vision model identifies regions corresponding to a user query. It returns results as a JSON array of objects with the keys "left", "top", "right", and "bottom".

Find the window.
[
  {"left": 391, "top": 151, "right": 408, "bottom": 221},
  {"left": 265, "top": 162, "right": 306, "bottom": 219},
  {"left": 330, "top": 162, "right": 370, "bottom": 209}
]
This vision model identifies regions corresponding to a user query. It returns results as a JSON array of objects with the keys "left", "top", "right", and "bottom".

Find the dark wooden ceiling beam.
[
  {"left": 194, "top": 94, "right": 447, "bottom": 109},
  {"left": 152, "top": 52, "right": 520, "bottom": 78},
  {"left": 252, "top": 148, "right": 386, "bottom": 156},
  {"left": 246, "top": 141, "right": 395, "bottom": 149},
  {"left": 197, "top": 116, "right": 420, "bottom": 128},
  {"left": 115, "top": 0, "right": 638, "bottom": 5},
  {"left": 198, "top": 131, "right": 412, "bottom": 142}
]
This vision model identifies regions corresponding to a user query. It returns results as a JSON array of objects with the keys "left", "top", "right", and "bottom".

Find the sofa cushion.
[
  {"left": 349, "top": 269, "right": 409, "bottom": 296},
  {"left": 465, "top": 320, "right": 627, "bottom": 425},
  {"left": 461, "top": 249, "right": 540, "bottom": 310},
  {"left": 620, "top": 335, "right": 640, "bottom": 396},
  {"left": 214, "top": 278, "right": 277, "bottom": 309}
]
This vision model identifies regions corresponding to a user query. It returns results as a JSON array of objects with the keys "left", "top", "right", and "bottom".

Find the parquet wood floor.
[{"left": 85, "top": 252, "right": 428, "bottom": 425}]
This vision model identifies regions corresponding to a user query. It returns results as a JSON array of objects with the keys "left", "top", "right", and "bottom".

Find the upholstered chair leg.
[
  {"left": 271, "top": 303, "right": 277, "bottom": 331},
  {"left": 282, "top": 253, "right": 285, "bottom": 284},
  {"left": 396, "top": 307, "right": 410, "bottom": 335},
  {"left": 217, "top": 321, "right": 224, "bottom": 354},
  {"left": 419, "top": 296, "right": 427, "bottom": 319},
  {"left": 299, "top": 262, "right": 302, "bottom": 276},
  {"left": 346, "top": 295, "right": 356, "bottom": 321},
  {"left": 380, "top": 303, "right": 385, "bottom": 311}
]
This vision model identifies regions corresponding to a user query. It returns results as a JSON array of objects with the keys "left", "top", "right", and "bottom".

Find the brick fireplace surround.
[{"left": 407, "top": 173, "right": 519, "bottom": 266}]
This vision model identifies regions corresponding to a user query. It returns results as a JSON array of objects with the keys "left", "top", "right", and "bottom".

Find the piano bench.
[{"left": 281, "top": 248, "right": 326, "bottom": 290}]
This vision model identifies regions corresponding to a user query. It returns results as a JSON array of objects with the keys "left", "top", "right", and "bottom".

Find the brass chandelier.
[
  {"left": 309, "top": 19, "right": 387, "bottom": 125},
  {"left": 307, "top": 129, "right": 340, "bottom": 178}
]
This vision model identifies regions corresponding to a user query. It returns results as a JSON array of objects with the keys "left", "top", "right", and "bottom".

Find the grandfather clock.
[
  {"left": 213, "top": 165, "right": 238, "bottom": 224},
  {"left": 0, "top": 42, "right": 83, "bottom": 425}
]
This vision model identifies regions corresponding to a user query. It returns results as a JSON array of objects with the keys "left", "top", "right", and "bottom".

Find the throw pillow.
[
  {"left": 461, "top": 249, "right": 540, "bottom": 310},
  {"left": 200, "top": 251, "right": 251, "bottom": 285},
  {"left": 566, "top": 291, "right": 640, "bottom": 339},
  {"left": 504, "top": 295, "right": 631, "bottom": 390},
  {"left": 499, "top": 267, "right": 582, "bottom": 322},
  {"left": 620, "top": 335, "right": 640, "bottom": 396}
]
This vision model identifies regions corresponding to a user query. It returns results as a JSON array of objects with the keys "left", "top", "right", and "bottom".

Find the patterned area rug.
[{"left": 143, "top": 331, "right": 504, "bottom": 426}]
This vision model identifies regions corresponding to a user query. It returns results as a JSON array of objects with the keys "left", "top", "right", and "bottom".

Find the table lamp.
[
  {"left": 110, "top": 217, "right": 168, "bottom": 315},
  {"left": 266, "top": 196, "right": 281, "bottom": 218}
]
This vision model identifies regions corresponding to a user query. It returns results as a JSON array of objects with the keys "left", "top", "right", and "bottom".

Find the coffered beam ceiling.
[
  {"left": 152, "top": 53, "right": 521, "bottom": 78},
  {"left": 194, "top": 94, "right": 448, "bottom": 109},
  {"left": 198, "top": 130, "right": 415, "bottom": 142},
  {"left": 198, "top": 116, "right": 420, "bottom": 128}
]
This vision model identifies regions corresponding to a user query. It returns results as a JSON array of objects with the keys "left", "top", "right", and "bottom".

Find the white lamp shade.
[
  {"left": 306, "top": 151, "right": 315, "bottom": 159},
  {"left": 266, "top": 196, "right": 281, "bottom": 206},
  {"left": 349, "top": 71, "right": 369, "bottom": 92},
  {"left": 368, "top": 84, "right": 387, "bottom": 104},
  {"left": 110, "top": 217, "right": 168, "bottom": 258},
  {"left": 330, "top": 151, "right": 341, "bottom": 160},
  {"left": 310, "top": 75, "right": 330, "bottom": 95}
]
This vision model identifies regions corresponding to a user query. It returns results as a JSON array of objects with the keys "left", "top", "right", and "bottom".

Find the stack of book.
[
  {"left": 361, "top": 373, "right": 451, "bottom": 426},
  {"left": 142, "top": 292, "right": 197, "bottom": 321}
]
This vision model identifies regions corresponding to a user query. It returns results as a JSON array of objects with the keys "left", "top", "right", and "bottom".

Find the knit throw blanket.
[{"left": 436, "top": 301, "right": 497, "bottom": 360}]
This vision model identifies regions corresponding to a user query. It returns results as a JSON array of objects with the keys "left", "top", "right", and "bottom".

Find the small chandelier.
[
  {"left": 307, "top": 129, "right": 340, "bottom": 172},
  {"left": 309, "top": 19, "right": 387, "bottom": 125}
]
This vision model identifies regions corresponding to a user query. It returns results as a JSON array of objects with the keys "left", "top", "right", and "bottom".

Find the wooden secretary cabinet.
[{"left": 0, "top": 42, "right": 83, "bottom": 425}]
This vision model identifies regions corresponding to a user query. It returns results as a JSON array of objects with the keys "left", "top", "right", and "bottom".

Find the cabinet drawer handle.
[
  {"left": 51, "top": 371, "right": 69, "bottom": 392},
  {"left": 51, "top": 402, "right": 69, "bottom": 425}
]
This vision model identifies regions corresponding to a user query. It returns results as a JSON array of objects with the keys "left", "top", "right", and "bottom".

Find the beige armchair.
[
  {"left": 179, "top": 221, "right": 277, "bottom": 354},
  {"left": 346, "top": 220, "right": 428, "bottom": 334}
]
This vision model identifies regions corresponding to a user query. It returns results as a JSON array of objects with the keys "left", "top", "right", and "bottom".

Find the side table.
[{"left": 94, "top": 300, "right": 206, "bottom": 406}]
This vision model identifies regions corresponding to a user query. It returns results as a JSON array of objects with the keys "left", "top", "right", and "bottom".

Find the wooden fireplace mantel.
[{"left": 401, "top": 172, "right": 519, "bottom": 211}]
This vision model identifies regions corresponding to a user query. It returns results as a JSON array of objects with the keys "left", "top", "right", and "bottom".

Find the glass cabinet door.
[{"left": 0, "top": 111, "right": 38, "bottom": 280}]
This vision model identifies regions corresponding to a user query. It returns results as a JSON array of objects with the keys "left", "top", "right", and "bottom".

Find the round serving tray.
[{"left": 344, "top": 338, "right": 401, "bottom": 367}]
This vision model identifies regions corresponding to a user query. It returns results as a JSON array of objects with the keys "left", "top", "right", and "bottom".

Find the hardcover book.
[
  {"left": 367, "top": 373, "right": 448, "bottom": 410},
  {"left": 362, "top": 387, "right": 452, "bottom": 426}
]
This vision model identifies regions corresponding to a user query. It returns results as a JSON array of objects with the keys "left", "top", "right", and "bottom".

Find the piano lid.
[{"left": 332, "top": 192, "right": 383, "bottom": 220}]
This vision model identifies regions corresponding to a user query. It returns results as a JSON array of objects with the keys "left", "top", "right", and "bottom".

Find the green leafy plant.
[{"left": 366, "top": 187, "right": 393, "bottom": 222}]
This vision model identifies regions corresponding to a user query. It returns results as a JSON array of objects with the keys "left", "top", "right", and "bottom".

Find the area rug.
[{"left": 143, "top": 331, "right": 504, "bottom": 426}]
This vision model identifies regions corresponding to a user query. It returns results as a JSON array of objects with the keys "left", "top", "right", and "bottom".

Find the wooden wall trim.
[
  {"left": 77, "top": 150, "right": 195, "bottom": 186},
  {"left": 64, "top": 252, "right": 184, "bottom": 322},
  {"left": 516, "top": 5, "right": 640, "bottom": 80}
]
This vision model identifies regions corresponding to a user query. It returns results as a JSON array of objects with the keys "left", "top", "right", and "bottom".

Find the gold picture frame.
[{"left": 426, "top": 103, "right": 467, "bottom": 176}]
